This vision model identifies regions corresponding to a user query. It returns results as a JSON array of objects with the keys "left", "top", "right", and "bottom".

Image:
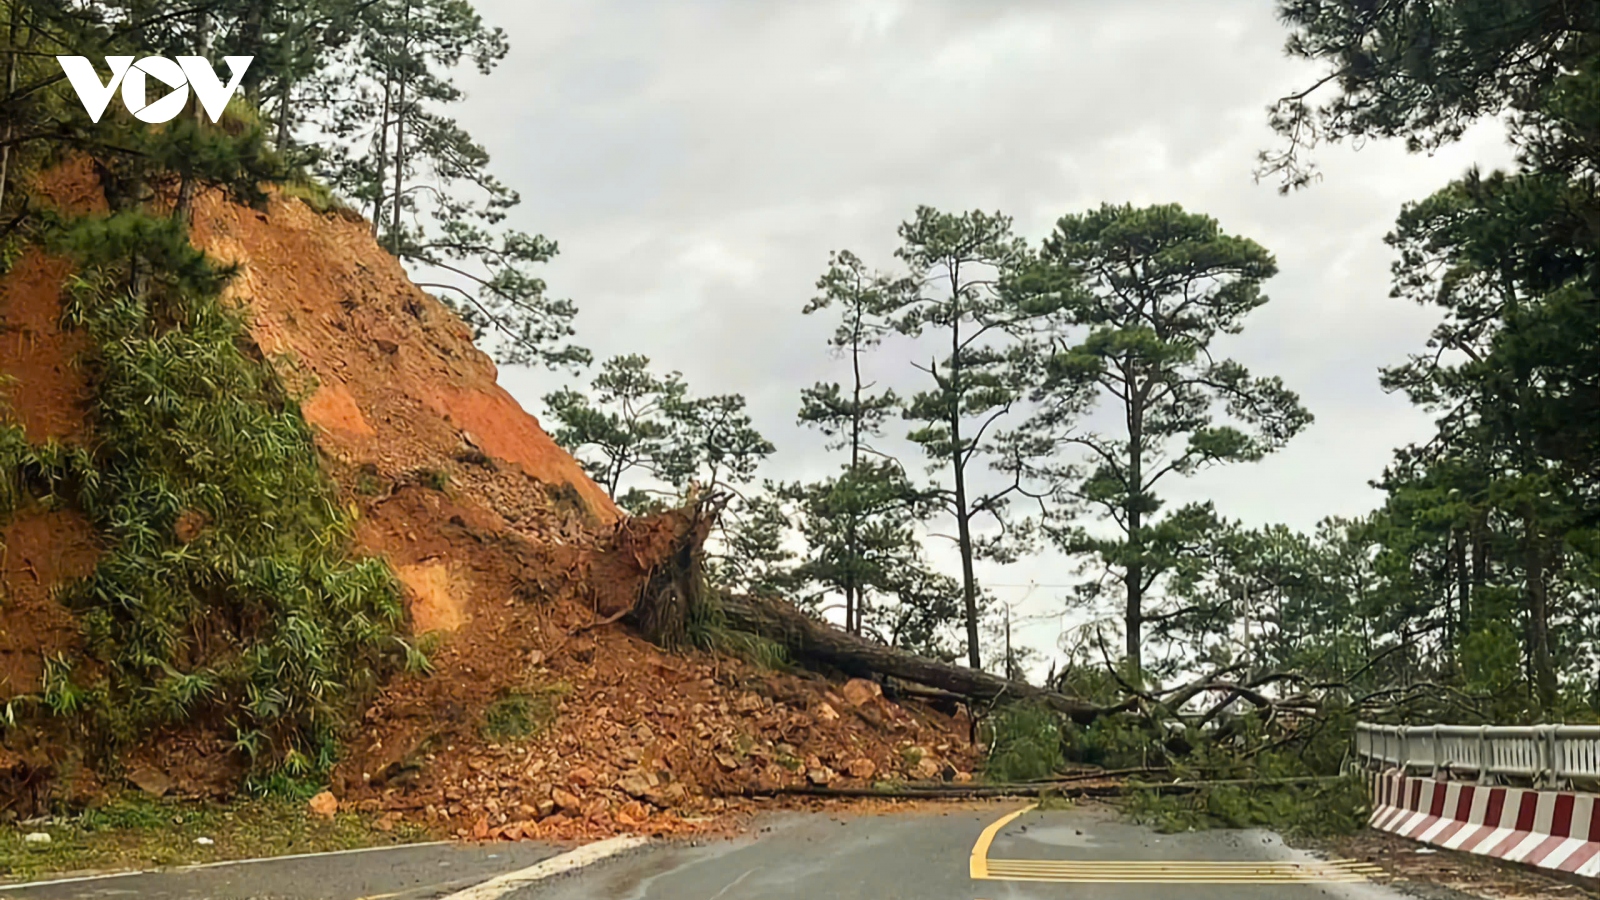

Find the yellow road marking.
[
  {"left": 967, "top": 805, "right": 1379, "bottom": 884},
  {"left": 967, "top": 803, "right": 1036, "bottom": 879},
  {"left": 978, "top": 858, "right": 1382, "bottom": 884},
  {"left": 979, "top": 871, "right": 1369, "bottom": 877},
  {"left": 979, "top": 858, "right": 1382, "bottom": 864}
]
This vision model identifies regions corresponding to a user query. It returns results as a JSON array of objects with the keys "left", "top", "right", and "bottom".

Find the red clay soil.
[
  {"left": 186, "top": 180, "right": 620, "bottom": 528},
  {"left": 0, "top": 239, "right": 100, "bottom": 701},
  {"left": 0, "top": 509, "right": 96, "bottom": 695},
  {"left": 0, "top": 168, "right": 110, "bottom": 814},
  {"left": 0, "top": 163, "right": 976, "bottom": 838},
  {"left": 0, "top": 249, "right": 94, "bottom": 444}
]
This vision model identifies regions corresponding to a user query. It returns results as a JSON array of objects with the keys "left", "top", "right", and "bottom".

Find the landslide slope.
[{"left": 0, "top": 164, "right": 973, "bottom": 838}]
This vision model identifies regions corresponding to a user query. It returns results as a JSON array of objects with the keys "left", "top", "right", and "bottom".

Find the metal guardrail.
[{"left": 1355, "top": 722, "right": 1600, "bottom": 788}]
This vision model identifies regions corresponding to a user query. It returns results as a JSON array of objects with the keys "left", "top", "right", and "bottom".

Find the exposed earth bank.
[{"left": 0, "top": 161, "right": 976, "bottom": 842}]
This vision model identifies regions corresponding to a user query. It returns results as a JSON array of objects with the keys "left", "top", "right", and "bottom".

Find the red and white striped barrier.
[{"left": 1369, "top": 771, "right": 1600, "bottom": 878}]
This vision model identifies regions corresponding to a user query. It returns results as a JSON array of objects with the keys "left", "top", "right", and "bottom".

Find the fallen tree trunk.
[
  {"left": 624, "top": 501, "right": 1122, "bottom": 722},
  {"left": 739, "top": 775, "right": 1343, "bottom": 800},
  {"left": 1023, "top": 767, "right": 1166, "bottom": 783},
  {"left": 717, "top": 592, "right": 1124, "bottom": 723},
  {"left": 745, "top": 783, "right": 1130, "bottom": 799}
]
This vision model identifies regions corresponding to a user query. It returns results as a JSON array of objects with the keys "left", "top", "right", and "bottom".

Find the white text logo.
[{"left": 57, "top": 56, "right": 253, "bottom": 124}]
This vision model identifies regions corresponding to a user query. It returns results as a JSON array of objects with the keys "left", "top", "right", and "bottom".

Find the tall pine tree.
[
  {"left": 1027, "top": 203, "right": 1310, "bottom": 680},
  {"left": 887, "top": 207, "right": 1055, "bottom": 670},
  {"left": 796, "top": 251, "right": 924, "bottom": 635}
]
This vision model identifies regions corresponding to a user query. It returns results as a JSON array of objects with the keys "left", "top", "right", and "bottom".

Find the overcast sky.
[{"left": 449, "top": 0, "right": 1516, "bottom": 673}]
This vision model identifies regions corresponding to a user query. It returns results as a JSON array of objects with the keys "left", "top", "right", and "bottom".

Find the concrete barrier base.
[{"left": 1369, "top": 771, "right": 1600, "bottom": 878}]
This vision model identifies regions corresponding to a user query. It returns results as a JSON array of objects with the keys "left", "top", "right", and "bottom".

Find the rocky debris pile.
[{"left": 337, "top": 603, "right": 976, "bottom": 842}]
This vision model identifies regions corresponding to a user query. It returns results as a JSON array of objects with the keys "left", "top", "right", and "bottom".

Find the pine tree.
[
  {"left": 1376, "top": 171, "right": 1600, "bottom": 711},
  {"left": 542, "top": 354, "right": 686, "bottom": 502},
  {"left": 1267, "top": 0, "right": 1600, "bottom": 714},
  {"left": 887, "top": 207, "right": 1056, "bottom": 670},
  {"left": 1027, "top": 203, "right": 1311, "bottom": 680},
  {"left": 307, "top": 0, "right": 587, "bottom": 370},
  {"left": 713, "top": 488, "right": 801, "bottom": 601},
  {"left": 796, "top": 251, "right": 910, "bottom": 633},
  {"left": 544, "top": 354, "right": 773, "bottom": 513}
]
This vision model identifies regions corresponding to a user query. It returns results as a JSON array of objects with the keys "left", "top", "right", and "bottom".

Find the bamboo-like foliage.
[{"left": 0, "top": 209, "right": 403, "bottom": 775}]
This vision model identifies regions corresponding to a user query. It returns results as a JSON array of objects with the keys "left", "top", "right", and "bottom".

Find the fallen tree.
[
  {"left": 614, "top": 499, "right": 1126, "bottom": 722},
  {"left": 715, "top": 592, "right": 1124, "bottom": 723},
  {"left": 737, "top": 775, "right": 1344, "bottom": 800},
  {"left": 615, "top": 500, "right": 1401, "bottom": 745},
  {"left": 602, "top": 502, "right": 1392, "bottom": 840}
]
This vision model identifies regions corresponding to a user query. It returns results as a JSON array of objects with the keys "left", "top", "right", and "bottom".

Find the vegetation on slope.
[{"left": 2, "top": 205, "right": 406, "bottom": 780}]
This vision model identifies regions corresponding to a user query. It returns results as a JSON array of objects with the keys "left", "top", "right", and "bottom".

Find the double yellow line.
[
  {"left": 980, "top": 858, "right": 1384, "bottom": 883},
  {"left": 969, "top": 804, "right": 1384, "bottom": 885}
]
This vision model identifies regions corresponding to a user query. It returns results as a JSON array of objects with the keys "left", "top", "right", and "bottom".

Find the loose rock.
[
  {"left": 841, "top": 679, "right": 881, "bottom": 707},
  {"left": 308, "top": 791, "right": 339, "bottom": 819}
]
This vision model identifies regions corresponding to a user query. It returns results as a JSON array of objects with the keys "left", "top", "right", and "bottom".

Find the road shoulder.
[
  {"left": 0, "top": 839, "right": 562, "bottom": 900},
  {"left": 1303, "top": 829, "right": 1600, "bottom": 899}
]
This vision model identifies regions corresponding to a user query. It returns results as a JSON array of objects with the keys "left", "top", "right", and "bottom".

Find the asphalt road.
[
  {"left": 0, "top": 841, "right": 559, "bottom": 900},
  {"left": 514, "top": 802, "right": 1417, "bottom": 900},
  {"left": 0, "top": 803, "right": 1443, "bottom": 900}
]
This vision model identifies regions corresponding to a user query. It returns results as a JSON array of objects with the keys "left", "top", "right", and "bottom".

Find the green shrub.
[
  {"left": 982, "top": 702, "right": 1065, "bottom": 782},
  {"left": 279, "top": 177, "right": 348, "bottom": 215}
]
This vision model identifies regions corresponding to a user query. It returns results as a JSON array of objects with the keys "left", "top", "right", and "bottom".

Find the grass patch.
[
  {"left": 396, "top": 638, "right": 435, "bottom": 677},
  {"left": 0, "top": 230, "right": 24, "bottom": 279},
  {"left": 686, "top": 601, "right": 787, "bottom": 670},
  {"left": 0, "top": 792, "right": 433, "bottom": 882},
  {"left": 279, "top": 177, "right": 350, "bottom": 215},
  {"left": 980, "top": 702, "right": 1064, "bottom": 782},
  {"left": 406, "top": 630, "right": 445, "bottom": 675},
  {"left": 480, "top": 681, "right": 570, "bottom": 741}
]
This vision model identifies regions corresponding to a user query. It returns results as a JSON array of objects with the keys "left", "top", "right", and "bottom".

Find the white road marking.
[
  {"left": 438, "top": 835, "right": 651, "bottom": 900},
  {"left": 706, "top": 868, "right": 754, "bottom": 900},
  {"left": 0, "top": 841, "right": 453, "bottom": 892},
  {"left": 184, "top": 840, "right": 454, "bottom": 870}
]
